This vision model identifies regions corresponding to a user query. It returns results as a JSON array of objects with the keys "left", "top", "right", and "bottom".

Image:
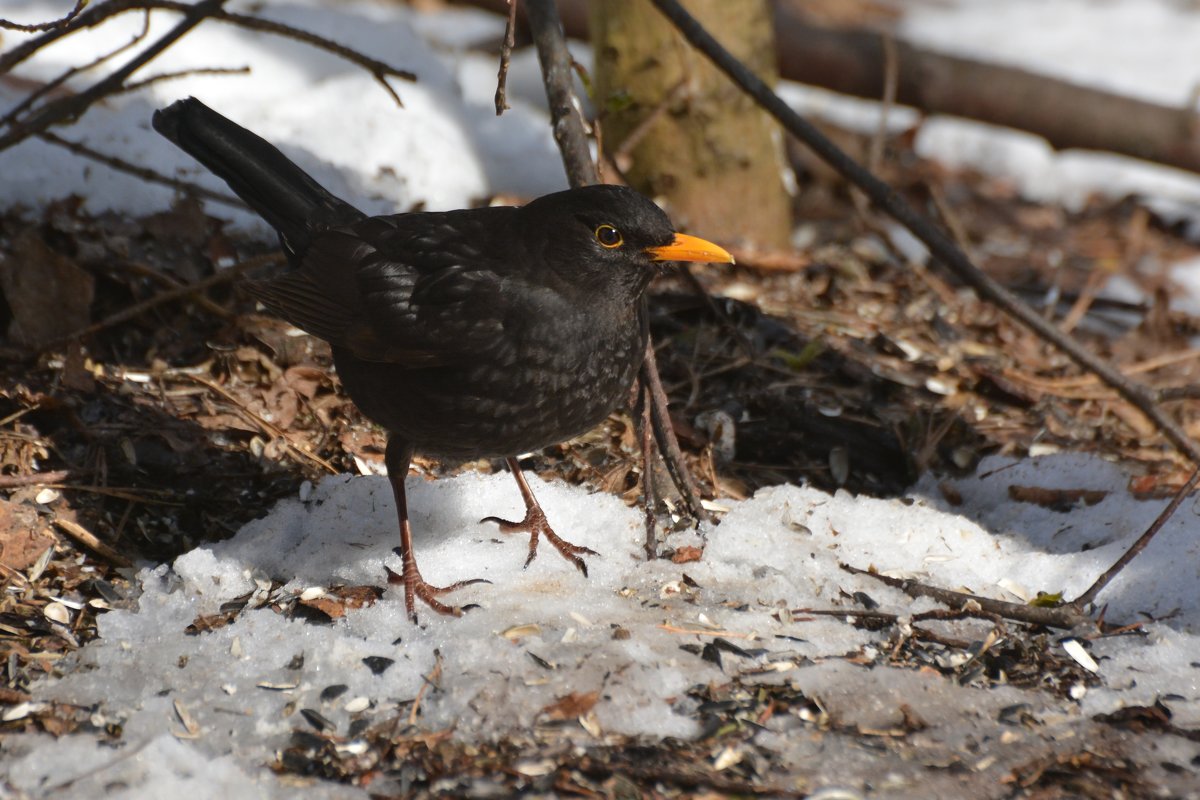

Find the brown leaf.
[
  {"left": 1007, "top": 485, "right": 1107, "bottom": 511},
  {"left": 0, "top": 229, "right": 94, "bottom": 346},
  {"left": 194, "top": 413, "right": 258, "bottom": 434},
  {"left": 539, "top": 690, "right": 598, "bottom": 721},
  {"left": 0, "top": 498, "right": 55, "bottom": 571},
  {"left": 298, "top": 585, "right": 383, "bottom": 619},
  {"left": 284, "top": 365, "right": 327, "bottom": 400},
  {"left": 186, "top": 608, "right": 240, "bottom": 634},
  {"left": 670, "top": 545, "right": 704, "bottom": 564}
]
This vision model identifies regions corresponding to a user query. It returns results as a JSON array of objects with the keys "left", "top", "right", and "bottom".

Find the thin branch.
[
  {"left": 0, "top": 470, "right": 72, "bottom": 488},
  {"left": 0, "top": 0, "right": 228, "bottom": 154},
  {"left": 840, "top": 563, "right": 1094, "bottom": 631},
  {"left": 187, "top": 373, "right": 339, "bottom": 475},
  {"left": 0, "top": 0, "right": 87, "bottom": 32},
  {"left": 525, "top": 0, "right": 596, "bottom": 185},
  {"left": 1071, "top": 466, "right": 1200, "bottom": 608},
  {"left": 638, "top": 385, "right": 659, "bottom": 559},
  {"left": 54, "top": 516, "right": 133, "bottom": 567},
  {"left": 0, "top": 11, "right": 151, "bottom": 131},
  {"left": 102, "top": 257, "right": 233, "bottom": 319},
  {"left": 494, "top": 0, "right": 519, "bottom": 115},
  {"left": 37, "top": 130, "right": 246, "bottom": 210},
  {"left": 119, "top": 65, "right": 250, "bottom": 95},
  {"left": 0, "top": 0, "right": 415, "bottom": 105},
  {"left": 644, "top": 343, "right": 709, "bottom": 523},
  {"left": 44, "top": 253, "right": 280, "bottom": 349}
]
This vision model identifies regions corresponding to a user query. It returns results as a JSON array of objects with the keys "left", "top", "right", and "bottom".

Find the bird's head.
[{"left": 519, "top": 184, "right": 734, "bottom": 300}]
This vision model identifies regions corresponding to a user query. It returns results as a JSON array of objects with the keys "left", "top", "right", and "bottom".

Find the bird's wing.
[
  {"left": 249, "top": 210, "right": 535, "bottom": 367},
  {"left": 345, "top": 212, "right": 528, "bottom": 366}
]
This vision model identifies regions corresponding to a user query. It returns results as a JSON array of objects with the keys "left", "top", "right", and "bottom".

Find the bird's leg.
[
  {"left": 482, "top": 457, "right": 599, "bottom": 576},
  {"left": 384, "top": 439, "right": 489, "bottom": 623}
]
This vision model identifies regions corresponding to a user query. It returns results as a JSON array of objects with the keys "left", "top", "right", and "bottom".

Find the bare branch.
[
  {"left": 37, "top": 130, "right": 245, "bottom": 209},
  {"left": 1072, "top": 467, "right": 1200, "bottom": 608},
  {"left": 0, "top": 0, "right": 228, "bottom": 154},
  {"left": 0, "top": 0, "right": 87, "bottom": 32},
  {"left": 494, "top": 0, "right": 518, "bottom": 115}
]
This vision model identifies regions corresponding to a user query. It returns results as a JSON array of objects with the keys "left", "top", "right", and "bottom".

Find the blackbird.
[{"left": 152, "top": 97, "right": 733, "bottom": 622}]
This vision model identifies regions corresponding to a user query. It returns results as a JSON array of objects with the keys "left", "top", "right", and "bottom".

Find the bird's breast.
[{"left": 333, "top": 304, "right": 647, "bottom": 460}]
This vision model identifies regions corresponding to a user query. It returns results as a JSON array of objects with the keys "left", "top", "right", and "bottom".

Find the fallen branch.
[
  {"left": 455, "top": 0, "right": 1200, "bottom": 177},
  {"left": 771, "top": 9, "right": 1200, "bottom": 177},
  {"left": 840, "top": 563, "right": 1094, "bottom": 631},
  {"left": 187, "top": 373, "right": 339, "bottom": 475},
  {"left": 493, "top": 0, "right": 518, "bottom": 115}
]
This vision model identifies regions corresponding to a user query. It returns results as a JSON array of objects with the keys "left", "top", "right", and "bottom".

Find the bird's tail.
[{"left": 152, "top": 97, "right": 362, "bottom": 250}]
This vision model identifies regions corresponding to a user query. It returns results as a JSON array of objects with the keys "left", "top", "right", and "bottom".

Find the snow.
[
  {"left": 5, "top": 456, "right": 1200, "bottom": 796},
  {"left": 3, "top": 0, "right": 1200, "bottom": 796},
  {"left": 780, "top": 0, "right": 1200, "bottom": 228},
  {"left": 0, "top": 0, "right": 566, "bottom": 225}
]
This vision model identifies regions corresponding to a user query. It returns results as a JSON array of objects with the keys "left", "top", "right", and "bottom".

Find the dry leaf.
[{"left": 539, "top": 690, "right": 598, "bottom": 721}]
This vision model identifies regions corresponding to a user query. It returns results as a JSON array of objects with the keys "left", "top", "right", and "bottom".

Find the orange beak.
[{"left": 645, "top": 233, "right": 735, "bottom": 264}]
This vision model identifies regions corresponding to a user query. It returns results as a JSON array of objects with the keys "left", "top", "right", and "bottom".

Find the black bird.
[{"left": 152, "top": 97, "right": 733, "bottom": 621}]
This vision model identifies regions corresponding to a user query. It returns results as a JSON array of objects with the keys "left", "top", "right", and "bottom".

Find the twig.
[
  {"left": 47, "top": 253, "right": 278, "bottom": 347},
  {"left": 0, "top": 0, "right": 228, "bottom": 154},
  {"left": 0, "top": 11, "right": 151, "bottom": 132},
  {"left": 868, "top": 33, "right": 897, "bottom": 176},
  {"left": 408, "top": 649, "right": 444, "bottom": 726},
  {"left": 644, "top": 344, "right": 709, "bottom": 523},
  {"left": 37, "top": 130, "right": 245, "bottom": 210},
  {"left": 494, "top": 0, "right": 519, "bottom": 115},
  {"left": 119, "top": 65, "right": 250, "bottom": 95},
  {"left": 101, "top": 258, "right": 233, "bottom": 319},
  {"left": 850, "top": 31, "right": 896, "bottom": 220},
  {"left": 609, "top": 77, "right": 691, "bottom": 169},
  {"left": 0, "top": 470, "right": 72, "bottom": 489},
  {"left": 723, "top": 246, "right": 810, "bottom": 273},
  {"left": 525, "top": 0, "right": 711, "bottom": 530},
  {"left": 657, "top": 623, "right": 756, "bottom": 639},
  {"left": 1061, "top": 208, "right": 1146, "bottom": 334},
  {"left": 187, "top": 373, "right": 338, "bottom": 475},
  {"left": 840, "top": 563, "right": 1093, "bottom": 630},
  {"left": 1071, "top": 466, "right": 1200, "bottom": 608},
  {"left": 525, "top": 0, "right": 596, "bottom": 185},
  {"left": 636, "top": 380, "right": 658, "bottom": 559},
  {"left": 648, "top": 0, "right": 1200, "bottom": 467},
  {"left": 53, "top": 516, "right": 133, "bottom": 567},
  {"left": 0, "top": 0, "right": 87, "bottom": 31},
  {"left": 0, "top": 0, "right": 414, "bottom": 105}
]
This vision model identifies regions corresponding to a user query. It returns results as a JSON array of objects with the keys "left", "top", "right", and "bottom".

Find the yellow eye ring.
[{"left": 595, "top": 224, "right": 623, "bottom": 248}]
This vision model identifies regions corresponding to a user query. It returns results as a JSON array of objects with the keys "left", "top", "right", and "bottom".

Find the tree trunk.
[{"left": 590, "top": 0, "right": 792, "bottom": 249}]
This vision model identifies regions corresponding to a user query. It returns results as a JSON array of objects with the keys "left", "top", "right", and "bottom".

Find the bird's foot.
[
  {"left": 482, "top": 505, "right": 599, "bottom": 576},
  {"left": 386, "top": 547, "right": 490, "bottom": 624}
]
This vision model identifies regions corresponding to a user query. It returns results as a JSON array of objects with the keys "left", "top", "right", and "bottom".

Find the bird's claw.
[
  {"left": 481, "top": 506, "right": 598, "bottom": 577},
  {"left": 386, "top": 551, "right": 490, "bottom": 623}
]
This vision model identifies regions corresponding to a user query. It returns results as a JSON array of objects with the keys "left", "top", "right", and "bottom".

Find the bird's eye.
[{"left": 594, "top": 224, "right": 623, "bottom": 248}]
